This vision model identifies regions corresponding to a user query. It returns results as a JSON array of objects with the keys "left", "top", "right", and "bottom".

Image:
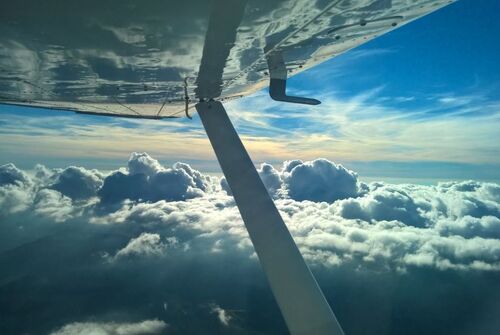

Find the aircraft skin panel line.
[
  {"left": 196, "top": 100, "right": 344, "bottom": 335},
  {"left": 0, "top": 0, "right": 456, "bottom": 118}
]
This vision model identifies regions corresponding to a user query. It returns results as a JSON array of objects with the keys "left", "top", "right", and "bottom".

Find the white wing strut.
[{"left": 196, "top": 100, "right": 344, "bottom": 335}]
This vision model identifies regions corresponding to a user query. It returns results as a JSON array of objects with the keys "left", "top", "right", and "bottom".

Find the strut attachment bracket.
[{"left": 265, "top": 49, "right": 321, "bottom": 105}]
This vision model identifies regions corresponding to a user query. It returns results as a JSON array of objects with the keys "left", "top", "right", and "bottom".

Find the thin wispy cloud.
[{"left": 2, "top": 85, "right": 499, "bottom": 176}]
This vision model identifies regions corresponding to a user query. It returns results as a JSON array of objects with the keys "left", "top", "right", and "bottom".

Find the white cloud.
[
  {"left": 33, "top": 189, "right": 75, "bottom": 223},
  {"left": 224, "top": 87, "right": 500, "bottom": 166},
  {"left": 98, "top": 153, "right": 207, "bottom": 204},
  {"left": 438, "top": 215, "right": 500, "bottom": 239},
  {"left": 1, "top": 154, "right": 499, "bottom": 272},
  {"left": 211, "top": 304, "right": 232, "bottom": 326},
  {"left": 111, "top": 233, "right": 178, "bottom": 260},
  {"left": 0, "top": 163, "right": 31, "bottom": 186},
  {"left": 128, "top": 152, "right": 165, "bottom": 177},
  {"left": 173, "top": 162, "right": 212, "bottom": 192},
  {"left": 222, "top": 158, "right": 361, "bottom": 202},
  {"left": 257, "top": 163, "right": 282, "bottom": 197},
  {"left": 0, "top": 182, "right": 33, "bottom": 214},
  {"left": 92, "top": 177, "right": 500, "bottom": 271},
  {"left": 50, "top": 166, "right": 103, "bottom": 200},
  {"left": 1, "top": 154, "right": 500, "bottom": 335},
  {"left": 2, "top": 81, "right": 499, "bottom": 173},
  {"left": 50, "top": 319, "right": 167, "bottom": 335},
  {"left": 282, "top": 158, "right": 360, "bottom": 202}
]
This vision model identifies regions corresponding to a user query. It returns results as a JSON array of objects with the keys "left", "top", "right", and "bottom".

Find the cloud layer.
[
  {"left": 1, "top": 153, "right": 499, "bottom": 270},
  {"left": 1, "top": 153, "right": 499, "bottom": 334},
  {"left": 51, "top": 320, "right": 167, "bottom": 335}
]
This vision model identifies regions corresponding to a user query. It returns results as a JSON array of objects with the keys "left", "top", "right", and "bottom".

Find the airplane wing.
[
  {"left": 0, "top": 2, "right": 457, "bottom": 334},
  {"left": 0, "top": 0, "right": 455, "bottom": 118}
]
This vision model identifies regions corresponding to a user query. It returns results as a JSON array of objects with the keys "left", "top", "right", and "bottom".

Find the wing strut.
[
  {"left": 196, "top": 100, "right": 344, "bottom": 335},
  {"left": 195, "top": 1, "right": 342, "bottom": 332}
]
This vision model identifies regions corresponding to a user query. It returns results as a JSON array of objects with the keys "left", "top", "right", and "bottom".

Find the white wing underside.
[
  {"left": 0, "top": 2, "right": 457, "bottom": 334},
  {"left": 0, "top": 0, "right": 455, "bottom": 118}
]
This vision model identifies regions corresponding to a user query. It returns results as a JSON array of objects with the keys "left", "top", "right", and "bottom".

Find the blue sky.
[
  {"left": 0, "top": 0, "right": 499, "bottom": 182},
  {"left": 298, "top": 0, "right": 500, "bottom": 103},
  {"left": 1, "top": 3, "right": 500, "bottom": 333}
]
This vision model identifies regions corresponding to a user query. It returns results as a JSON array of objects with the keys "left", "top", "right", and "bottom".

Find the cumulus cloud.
[
  {"left": 438, "top": 215, "right": 500, "bottom": 239},
  {"left": 94, "top": 179, "right": 500, "bottom": 272},
  {"left": 1, "top": 154, "right": 499, "bottom": 272},
  {"left": 173, "top": 162, "right": 211, "bottom": 192},
  {"left": 283, "top": 158, "right": 359, "bottom": 202},
  {"left": 50, "top": 166, "right": 103, "bottom": 200},
  {"left": 51, "top": 319, "right": 167, "bottom": 335},
  {"left": 0, "top": 163, "right": 30, "bottom": 186},
  {"left": 128, "top": 152, "right": 164, "bottom": 177},
  {"left": 222, "top": 158, "right": 361, "bottom": 202},
  {"left": 220, "top": 177, "right": 231, "bottom": 196},
  {"left": 110, "top": 233, "right": 179, "bottom": 261},
  {"left": 1, "top": 153, "right": 500, "bottom": 335},
  {"left": 282, "top": 159, "right": 303, "bottom": 173},
  {"left": 257, "top": 163, "right": 282, "bottom": 197},
  {"left": 0, "top": 181, "right": 33, "bottom": 214},
  {"left": 98, "top": 153, "right": 206, "bottom": 204},
  {"left": 338, "top": 185, "right": 424, "bottom": 226},
  {"left": 33, "top": 189, "right": 75, "bottom": 223}
]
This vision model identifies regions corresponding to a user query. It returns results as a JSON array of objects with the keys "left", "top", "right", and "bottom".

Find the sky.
[
  {"left": 1, "top": 1, "right": 500, "bottom": 335},
  {"left": 1, "top": 0, "right": 499, "bottom": 183}
]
